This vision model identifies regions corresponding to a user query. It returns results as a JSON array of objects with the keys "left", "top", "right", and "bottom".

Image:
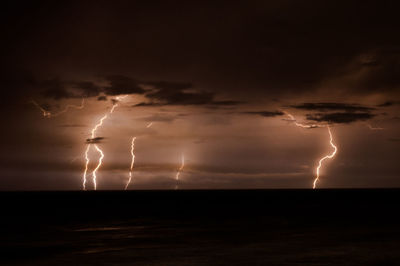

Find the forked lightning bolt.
[
  {"left": 31, "top": 98, "right": 85, "bottom": 118},
  {"left": 124, "top": 137, "right": 136, "bottom": 190},
  {"left": 175, "top": 154, "right": 185, "bottom": 190},
  {"left": 313, "top": 126, "right": 337, "bottom": 189},
  {"left": 82, "top": 95, "right": 127, "bottom": 190}
]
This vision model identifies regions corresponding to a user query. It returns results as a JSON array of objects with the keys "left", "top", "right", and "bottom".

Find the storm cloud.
[
  {"left": 306, "top": 112, "right": 375, "bottom": 124},
  {"left": 291, "top": 103, "right": 375, "bottom": 112}
]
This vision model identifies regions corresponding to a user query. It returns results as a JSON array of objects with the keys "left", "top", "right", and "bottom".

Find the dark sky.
[{"left": 1, "top": 1, "right": 399, "bottom": 190}]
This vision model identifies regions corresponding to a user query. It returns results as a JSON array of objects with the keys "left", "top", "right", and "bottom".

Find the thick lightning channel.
[
  {"left": 82, "top": 95, "right": 127, "bottom": 190},
  {"left": 125, "top": 137, "right": 136, "bottom": 190},
  {"left": 175, "top": 154, "right": 185, "bottom": 190},
  {"left": 31, "top": 98, "right": 85, "bottom": 118},
  {"left": 313, "top": 126, "right": 337, "bottom": 189}
]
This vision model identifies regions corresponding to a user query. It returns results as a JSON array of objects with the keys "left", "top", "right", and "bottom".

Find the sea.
[{"left": 1, "top": 189, "right": 400, "bottom": 265}]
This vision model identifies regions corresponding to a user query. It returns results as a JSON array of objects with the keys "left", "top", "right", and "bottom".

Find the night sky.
[{"left": 1, "top": 1, "right": 399, "bottom": 190}]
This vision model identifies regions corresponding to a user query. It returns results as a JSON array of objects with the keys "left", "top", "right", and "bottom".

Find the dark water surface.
[{"left": 1, "top": 189, "right": 400, "bottom": 265}]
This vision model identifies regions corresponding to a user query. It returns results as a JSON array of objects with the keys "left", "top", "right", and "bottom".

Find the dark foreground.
[{"left": 1, "top": 189, "right": 400, "bottom": 265}]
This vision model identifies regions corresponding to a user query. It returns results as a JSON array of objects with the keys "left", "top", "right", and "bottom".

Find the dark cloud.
[
  {"left": 139, "top": 114, "right": 177, "bottom": 123},
  {"left": 306, "top": 112, "right": 374, "bottom": 124},
  {"left": 142, "top": 81, "right": 240, "bottom": 106},
  {"left": 211, "top": 100, "right": 244, "bottom": 106},
  {"left": 41, "top": 78, "right": 72, "bottom": 100},
  {"left": 103, "top": 75, "right": 144, "bottom": 96},
  {"left": 73, "top": 81, "right": 101, "bottom": 98},
  {"left": 97, "top": 95, "right": 107, "bottom": 101},
  {"left": 378, "top": 101, "right": 400, "bottom": 107},
  {"left": 243, "top": 111, "right": 284, "bottom": 117},
  {"left": 40, "top": 80, "right": 101, "bottom": 99},
  {"left": 57, "top": 124, "right": 86, "bottom": 128},
  {"left": 133, "top": 102, "right": 163, "bottom": 107},
  {"left": 146, "top": 82, "right": 212, "bottom": 105},
  {"left": 291, "top": 103, "right": 374, "bottom": 112},
  {"left": 388, "top": 138, "right": 400, "bottom": 142},
  {"left": 86, "top": 137, "right": 105, "bottom": 144}
]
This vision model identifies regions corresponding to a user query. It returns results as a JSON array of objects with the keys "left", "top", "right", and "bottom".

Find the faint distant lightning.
[
  {"left": 31, "top": 100, "right": 52, "bottom": 118},
  {"left": 146, "top": 122, "right": 153, "bottom": 128},
  {"left": 313, "top": 126, "right": 337, "bottom": 189},
  {"left": 82, "top": 95, "right": 127, "bottom": 190},
  {"left": 31, "top": 98, "right": 85, "bottom": 118},
  {"left": 364, "top": 122, "right": 384, "bottom": 130},
  {"left": 175, "top": 153, "right": 185, "bottom": 190},
  {"left": 124, "top": 137, "right": 136, "bottom": 190}
]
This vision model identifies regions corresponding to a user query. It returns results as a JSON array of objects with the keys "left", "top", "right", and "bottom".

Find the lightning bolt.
[
  {"left": 31, "top": 98, "right": 85, "bottom": 118},
  {"left": 284, "top": 111, "right": 337, "bottom": 188},
  {"left": 175, "top": 153, "right": 185, "bottom": 190},
  {"left": 82, "top": 95, "right": 127, "bottom": 190},
  {"left": 124, "top": 137, "right": 136, "bottom": 190},
  {"left": 283, "top": 111, "right": 320, "bottom": 129},
  {"left": 313, "top": 126, "right": 337, "bottom": 189},
  {"left": 146, "top": 122, "right": 154, "bottom": 128}
]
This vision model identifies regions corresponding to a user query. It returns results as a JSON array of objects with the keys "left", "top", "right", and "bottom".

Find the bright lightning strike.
[
  {"left": 92, "top": 144, "right": 105, "bottom": 191},
  {"left": 125, "top": 137, "right": 136, "bottom": 190},
  {"left": 313, "top": 126, "right": 337, "bottom": 189},
  {"left": 82, "top": 95, "right": 127, "bottom": 190},
  {"left": 175, "top": 153, "right": 185, "bottom": 190},
  {"left": 284, "top": 111, "right": 338, "bottom": 189},
  {"left": 31, "top": 98, "right": 85, "bottom": 118}
]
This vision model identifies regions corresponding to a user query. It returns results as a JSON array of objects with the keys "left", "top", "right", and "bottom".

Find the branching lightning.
[
  {"left": 175, "top": 153, "right": 185, "bottom": 190},
  {"left": 124, "top": 137, "right": 136, "bottom": 190},
  {"left": 82, "top": 95, "right": 127, "bottom": 190},
  {"left": 31, "top": 98, "right": 85, "bottom": 118},
  {"left": 313, "top": 126, "right": 337, "bottom": 189}
]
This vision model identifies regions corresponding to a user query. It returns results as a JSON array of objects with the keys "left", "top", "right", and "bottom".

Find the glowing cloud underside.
[
  {"left": 125, "top": 137, "right": 136, "bottom": 190},
  {"left": 82, "top": 95, "right": 127, "bottom": 190},
  {"left": 313, "top": 126, "right": 337, "bottom": 189}
]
